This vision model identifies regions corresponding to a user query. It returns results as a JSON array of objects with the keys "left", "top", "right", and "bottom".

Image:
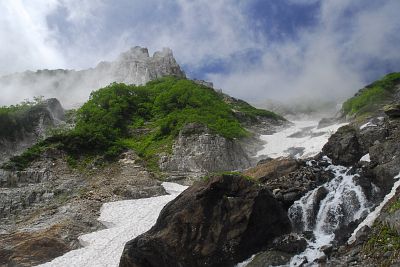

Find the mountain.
[
  {"left": 0, "top": 46, "right": 185, "bottom": 108},
  {"left": 0, "top": 52, "right": 286, "bottom": 265},
  {"left": 119, "top": 72, "right": 400, "bottom": 267}
]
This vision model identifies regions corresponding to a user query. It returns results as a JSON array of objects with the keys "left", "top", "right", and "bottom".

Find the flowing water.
[{"left": 287, "top": 159, "right": 377, "bottom": 266}]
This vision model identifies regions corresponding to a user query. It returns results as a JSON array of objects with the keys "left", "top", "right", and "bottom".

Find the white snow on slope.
[
  {"left": 348, "top": 172, "right": 400, "bottom": 244},
  {"left": 256, "top": 121, "right": 347, "bottom": 159},
  {"left": 360, "top": 153, "right": 371, "bottom": 162},
  {"left": 37, "top": 182, "right": 188, "bottom": 267}
]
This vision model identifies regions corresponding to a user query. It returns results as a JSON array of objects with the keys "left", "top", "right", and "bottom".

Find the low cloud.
[
  {"left": 0, "top": 0, "right": 399, "bottom": 107},
  {"left": 209, "top": 0, "right": 400, "bottom": 104}
]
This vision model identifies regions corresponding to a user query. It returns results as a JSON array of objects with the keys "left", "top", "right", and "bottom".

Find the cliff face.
[
  {"left": 159, "top": 123, "right": 253, "bottom": 177},
  {"left": 0, "top": 47, "right": 185, "bottom": 107},
  {"left": 0, "top": 98, "right": 65, "bottom": 164}
]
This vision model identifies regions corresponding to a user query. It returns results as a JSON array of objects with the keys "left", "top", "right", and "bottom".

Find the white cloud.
[
  {"left": 0, "top": 0, "right": 399, "bottom": 107},
  {"left": 208, "top": 0, "right": 400, "bottom": 104},
  {"left": 0, "top": 0, "right": 64, "bottom": 75}
]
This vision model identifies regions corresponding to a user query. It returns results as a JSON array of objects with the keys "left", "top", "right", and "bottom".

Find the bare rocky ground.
[{"left": 0, "top": 150, "right": 165, "bottom": 266}]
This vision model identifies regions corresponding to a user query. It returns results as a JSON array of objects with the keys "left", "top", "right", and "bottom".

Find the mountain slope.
[
  {"left": 342, "top": 72, "right": 400, "bottom": 119},
  {"left": 2, "top": 77, "right": 285, "bottom": 174}
]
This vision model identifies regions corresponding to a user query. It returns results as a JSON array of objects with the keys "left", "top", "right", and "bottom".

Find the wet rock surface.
[
  {"left": 119, "top": 174, "right": 291, "bottom": 267},
  {"left": 246, "top": 250, "right": 292, "bottom": 267}
]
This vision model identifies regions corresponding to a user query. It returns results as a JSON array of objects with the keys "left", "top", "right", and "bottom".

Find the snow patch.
[
  {"left": 360, "top": 153, "right": 371, "bottom": 162},
  {"left": 256, "top": 121, "right": 347, "bottom": 159},
  {"left": 360, "top": 121, "right": 377, "bottom": 130},
  {"left": 348, "top": 173, "right": 400, "bottom": 244},
  {"left": 37, "top": 182, "right": 188, "bottom": 267}
]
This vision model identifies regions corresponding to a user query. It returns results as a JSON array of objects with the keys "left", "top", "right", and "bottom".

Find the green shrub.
[
  {"left": 343, "top": 72, "right": 400, "bottom": 116},
  {"left": 3, "top": 77, "right": 282, "bottom": 171}
]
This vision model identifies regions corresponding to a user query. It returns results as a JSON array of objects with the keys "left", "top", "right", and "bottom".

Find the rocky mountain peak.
[{"left": 0, "top": 46, "right": 185, "bottom": 108}]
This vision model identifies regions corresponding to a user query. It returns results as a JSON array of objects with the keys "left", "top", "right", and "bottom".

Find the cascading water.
[{"left": 287, "top": 158, "right": 377, "bottom": 266}]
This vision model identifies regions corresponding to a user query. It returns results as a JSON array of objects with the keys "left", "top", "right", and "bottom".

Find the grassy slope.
[
  {"left": 342, "top": 72, "right": 400, "bottom": 117},
  {"left": 3, "top": 77, "right": 283, "bottom": 171}
]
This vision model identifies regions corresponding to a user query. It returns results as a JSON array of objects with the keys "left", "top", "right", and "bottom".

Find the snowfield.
[
  {"left": 256, "top": 121, "right": 347, "bottom": 159},
  {"left": 38, "top": 182, "right": 188, "bottom": 267}
]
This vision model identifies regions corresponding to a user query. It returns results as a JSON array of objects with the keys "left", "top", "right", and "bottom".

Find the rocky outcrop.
[
  {"left": 322, "top": 125, "right": 364, "bottom": 166},
  {"left": 0, "top": 98, "right": 66, "bottom": 165},
  {"left": 119, "top": 174, "right": 291, "bottom": 267},
  {"left": 0, "top": 150, "right": 165, "bottom": 266},
  {"left": 0, "top": 47, "right": 185, "bottom": 108},
  {"left": 159, "top": 123, "right": 252, "bottom": 177},
  {"left": 0, "top": 227, "right": 69, "bottom": 267},
  {"left": 384, "top": 103, "right": 400, "bottom": 118},
  {"left": 244, "top": 158, "right": 333, "bottom": 208},
  {"left": 321, "top": 117, "right": 400, "bottom": 192}
]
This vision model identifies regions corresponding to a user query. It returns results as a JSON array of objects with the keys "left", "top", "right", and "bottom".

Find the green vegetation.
[
  {"left": 388, "top": 199, "right": 400, "bottom": 214},
  {"left": 342, "top": 72, "right": 400, "bottom": 116},
  {"left": 0, "top": 96, "right": 46, "bottom": 141},
  {"left": 3, "top": 77, "right": 282, "bottom": 171},
  {"left": 229, "top": 98, "right": 285, "bottom": 122},
  {"left": 364, "top": 222, "right": 400, "bottom": 266}
]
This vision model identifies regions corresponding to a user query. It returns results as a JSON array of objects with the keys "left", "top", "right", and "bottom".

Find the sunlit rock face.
[{"left": 0, "top": 47, "right": 186, "bottom": 108}]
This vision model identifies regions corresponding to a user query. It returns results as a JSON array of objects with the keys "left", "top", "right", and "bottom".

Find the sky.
[{"left": 1, "top": 0, "right": 400, "bottom": 105}]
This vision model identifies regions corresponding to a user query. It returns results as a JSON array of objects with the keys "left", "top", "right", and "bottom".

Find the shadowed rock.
[{"left": 119, "top": 174, "right": 291, "bottom": 267}]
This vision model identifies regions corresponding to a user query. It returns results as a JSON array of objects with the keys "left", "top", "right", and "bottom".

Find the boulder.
[
  {"left": 384, "top": 104, "right": 400, "bottom": 118},
  {"left": 0, "top": 231, "right": 69, "bottom": 266},
  {"left": 246, "top": 250, "right": 292, "bottom": 267},
  {"left": 245, "top": 158, "right": 333, "bottom": 208},
  {"left": 322, "top": 125, "right": 364, "bottom": 166},
  {"left": 119, "top": 174, "right": 291, "bottom": 267},
  {"left": 272, "top": 233, "right": 308, "bottom": 254},
  {"left": 243, "top": 157, "right": 300, "bottom": 183}
]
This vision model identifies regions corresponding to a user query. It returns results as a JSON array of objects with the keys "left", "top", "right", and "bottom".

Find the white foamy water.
[
  {"left": 288, "top": 163, "right": 372, "bottom": 266},
  {"left": 37, "top": 182, "right": 188, "bottom": 267},
  {"left": 256, "top": 121, "right": 347, "bottom": 159}
]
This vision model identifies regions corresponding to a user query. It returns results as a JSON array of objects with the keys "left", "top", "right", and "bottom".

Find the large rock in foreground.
[{"left": 119, "top": 174, "right": 291, "bottom": 267}]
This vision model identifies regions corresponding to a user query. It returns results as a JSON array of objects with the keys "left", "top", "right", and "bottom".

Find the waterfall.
[
  {"left": 288, "top": 160, "right": 375, "bottom": 266},
  {"left": 348, "top": 172, "right": 400, "bottom": 244}
]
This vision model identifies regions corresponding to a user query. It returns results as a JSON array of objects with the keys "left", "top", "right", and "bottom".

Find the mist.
[{"left": 1, "top": 0, "right": 400, "bottom": 109}]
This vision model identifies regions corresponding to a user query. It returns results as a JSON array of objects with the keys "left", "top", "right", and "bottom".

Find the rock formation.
[
  {"left": 0, "top": 47, "right": 185, "bottom": 108},
  {"left": 119, "top": 174, "right": 291, "bottom": 267},
  {"left": 159, "top": 123, "right": 252, "bottom": 177},
  {"left": 0, "top": 98, "right": 65, "bottom": 165}
]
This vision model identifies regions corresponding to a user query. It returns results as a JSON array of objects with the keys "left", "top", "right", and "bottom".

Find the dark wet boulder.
[
  {"left": 119, "top": 174, "right": 291, "bottom": 267},
  {"left": 246, "top": 250, "right": 292, "bottom": 267},
  {"left": 322, "top": 125, "right": 364, "bottom": 166},
  {"left": 272, "top": 233, "right": 308, "bottom": 254}
]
